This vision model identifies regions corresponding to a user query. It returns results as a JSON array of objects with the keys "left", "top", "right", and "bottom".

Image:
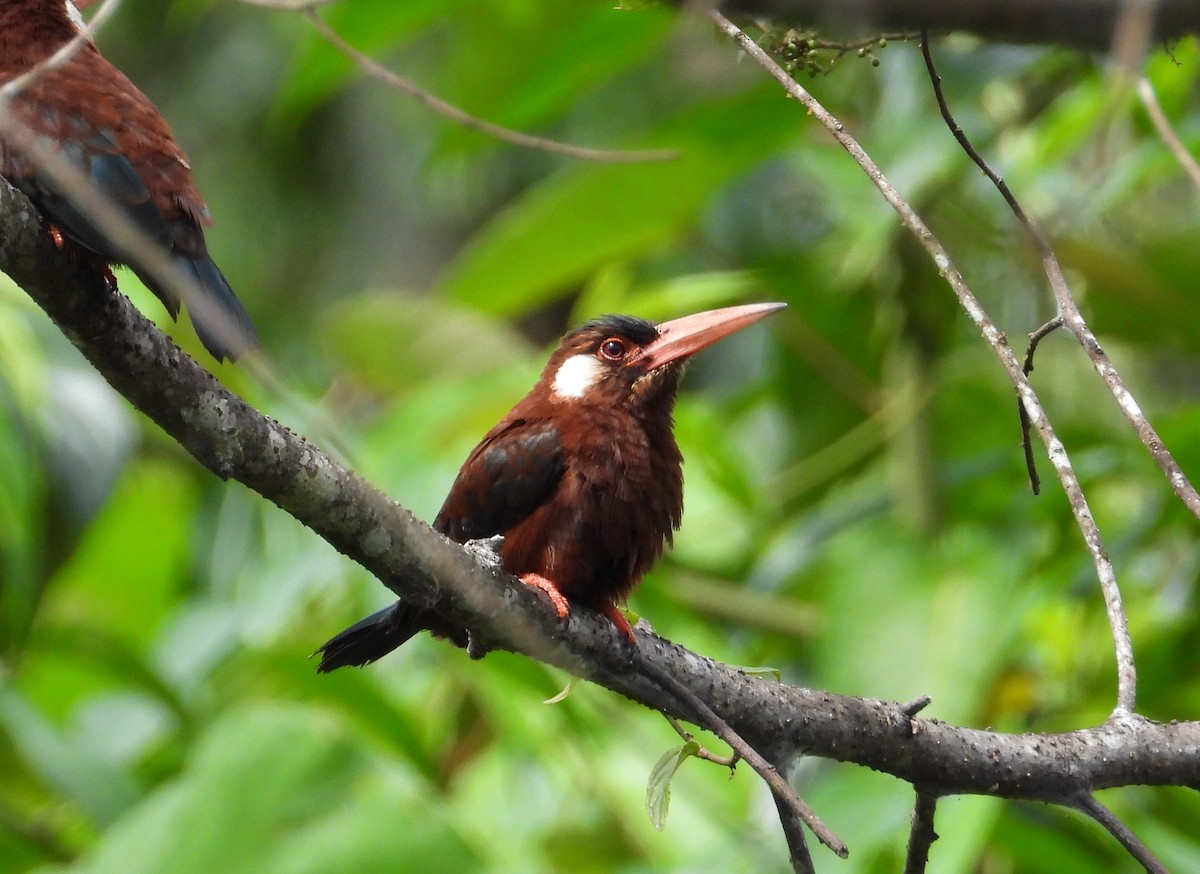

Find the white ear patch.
[{"left": 552, "top": 354, "right": 603, "bottom": 399}]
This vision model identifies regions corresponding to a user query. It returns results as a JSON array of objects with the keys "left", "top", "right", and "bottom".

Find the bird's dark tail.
[
  {"left": 316, "top": 601, "right": 471, "bottom": 672},
  {"left": 315, "top": 602, "right": 426, "bottom": 673},
  {"left": 174, "top": 254, "right": 259, "bottom": 362}
]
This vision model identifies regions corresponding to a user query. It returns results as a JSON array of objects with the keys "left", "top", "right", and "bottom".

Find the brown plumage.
[
  {"left": 0, "top": 0, "right": 257, "bottom": 360},
  {"left": 316, "top": 303, "right": 784, "bottom": 672}
]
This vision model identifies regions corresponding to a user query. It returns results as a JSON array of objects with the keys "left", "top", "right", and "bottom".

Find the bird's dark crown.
[{"left": 570, "top": 314, "right": 658, "bottom": 347}]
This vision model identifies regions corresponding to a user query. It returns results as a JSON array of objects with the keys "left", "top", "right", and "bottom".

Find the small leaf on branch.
[
  {"left": 733, "top": 665, "right": 783, "bottom": 683},
  {"left": 646, "top": 741, "right": 700, "bottom": 831},
  {"left": 543, "top": 678, "right": 578, "bottom": 705}
]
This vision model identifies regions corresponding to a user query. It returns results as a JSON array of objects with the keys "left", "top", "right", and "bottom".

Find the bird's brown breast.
[{"left": 491, "top": 403, "right": 683, "bottom": 608}]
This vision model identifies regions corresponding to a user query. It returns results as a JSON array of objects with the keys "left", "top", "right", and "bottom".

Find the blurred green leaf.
[
  {"left": 321, "top": 290, "right": 530, "bottom": 394},
  {"left": 645, "top": 741, "right": 699, "bottom": 831},
  {"left": 437, "top": 85, "right": 804, "bottom": 315},
  {"left": 40, "top": 704, "right": 479, "bottom": 874},
  {"left": 0, "top": 689, "right": 141, "bottom": 827}
]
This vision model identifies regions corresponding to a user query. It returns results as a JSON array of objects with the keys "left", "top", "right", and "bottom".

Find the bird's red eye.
[{"left": 598, "top": 338, "right": 628, "bottom": 361}]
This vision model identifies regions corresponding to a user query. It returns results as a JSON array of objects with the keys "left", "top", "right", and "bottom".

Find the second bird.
[
  {"left": 0, "top": 0, "right": 258, "bottom": 361},
  {"left": 317, "top": 302, "right": 785, "bottom": 672}
]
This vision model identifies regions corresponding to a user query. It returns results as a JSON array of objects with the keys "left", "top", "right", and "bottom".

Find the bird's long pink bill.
[{"left": 638, "top": 302, "right": 786, "bottom": 370}]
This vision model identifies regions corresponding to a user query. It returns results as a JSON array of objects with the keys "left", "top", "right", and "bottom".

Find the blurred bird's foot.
[
  {"left": 519, "top": 572, "right": 571, "bottom": 619},
  {"left": 45, "top": 224, "right": 115, "bottom": 287},
  {"left": 600, "top": 603, "right": 637, "bottom": 644}
]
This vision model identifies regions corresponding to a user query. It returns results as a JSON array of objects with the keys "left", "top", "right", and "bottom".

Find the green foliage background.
[{"left": 1, "top": 2, "right": 1199, "bottom": 871}]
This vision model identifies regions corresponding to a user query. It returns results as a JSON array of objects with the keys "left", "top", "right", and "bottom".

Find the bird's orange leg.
[
  {"left": 599, "top": 602, "right": 637, "bottom": 645},
  {"left": 519, "top": 573, "right": 570, "bottom": 619},
  {"left": 47, "top": 225, "right": 119, "bottom": 288}
]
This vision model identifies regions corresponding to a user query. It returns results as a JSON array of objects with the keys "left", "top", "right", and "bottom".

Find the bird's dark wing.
[
  {"left": 434, "top": 419, "right": 565, "bottom": 542},
  {"left": 2, "top": 62, "right": 259, "bottom": 360},
  {"left": 6, "top": 129, "right": 171, "bottom": 273},
  {"left": 316, "top": 420, "right": 563, "bottom": 672}
]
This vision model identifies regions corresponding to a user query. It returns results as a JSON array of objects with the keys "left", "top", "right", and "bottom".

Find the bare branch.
[
  {"left": 1071, "top": 793, "right": 1169, "bottom": 874},
  {"left": 900, "top": 695, "right": 933, "bottom": 718},
  {"left": 916, "top": 34, "right": 1139, "bottom": 712},
  {"left": 903, "top": 791, "right": 939, "bottom": 874},
  {"left": 916, "top": 34, "right": 1200, "bottom": 529},
  {"left": 295, "top": 9, "right": 679, "bottom": 164},
  {"left": 773, "top": 788, "right": 816, "bottom": 874},
  {"left": 1137, "top": 76, "right": 1200, "bottom": 191},
  {"left": 704, "top": 10, "right": 1139, "bottom": 714},
  {"left": 634, "top": 650, "right": 848, "bottom": 858},
  {"left": 707, "top": 0, "right": 1200, "bottom": 53},
  {"left": 1019, "top": 317, "right": 1066, "bottom": 495}
]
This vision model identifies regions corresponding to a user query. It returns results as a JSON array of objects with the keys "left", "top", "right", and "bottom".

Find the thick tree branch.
[
  {"left": 711, "top": 0, "right": 1199, "bottom": 53},
  {"left": 4, "top": 175, "right": 1200, "bottom": 863}
]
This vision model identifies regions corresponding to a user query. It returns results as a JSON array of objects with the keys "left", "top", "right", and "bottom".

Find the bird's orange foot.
[
  {"left": 47, "top": 224, "right": 66, "bottom": 248},
  {"left": 519, "top": 573, "right": 570, "bottom": 619},
  {"left": 600, "top": 602, "right": 637, "bottom": 645}
]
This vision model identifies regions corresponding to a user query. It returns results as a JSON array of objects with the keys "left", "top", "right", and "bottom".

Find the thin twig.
[
  {"left": 632, "top": 650, "right": 849, "bottom": 859},
  {"left": 916, "top": 32, "right": 1137, "bottom": 715},
  {"left": 900, "top": 695, "right": 933, "bottom": 719},
  {"left": 664, "top": 715, "right": 740, "bottom": 769},
  {"left": 1019, "top": 317, "right": 1065, "bottom": 494},
  {"left": 808, "top": 32, "right": 922, "bottom": 55},
  {"left": 773, "top": 788, "right": 816, "bottom": 874},
  {"left": 1136, "top": 76, "right": 1200, "bottom": 191},
  {"left": 299, "top": 10, "right": 678, "bottom": 164},
  {"left": 903, "top": 791, "right": 939, "bottom": 874},
  {"left": 1071, "top": 793, "right": 1168, "bottom": 874},
  {"left": 707, "top": 9, "right": 1139, "bottom": 715},
  {"left": 917, "top": 33, "right": 1200, "bottom": 529}
]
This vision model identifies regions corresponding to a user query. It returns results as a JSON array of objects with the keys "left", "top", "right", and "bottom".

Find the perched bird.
[
  {"left": 0, "top": 0, "right": 257, "bottom": 361},
  {"left": 316, "top": 302, "right": 785, "bottom": 671}
]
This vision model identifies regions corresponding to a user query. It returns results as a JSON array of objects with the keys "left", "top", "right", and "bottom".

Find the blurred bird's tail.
[
  {"left": 315, "top": 602, "right": 440, "bottom": 672},
  {"left": 172, "top": 254, "right": 259, "bottom": 362}
]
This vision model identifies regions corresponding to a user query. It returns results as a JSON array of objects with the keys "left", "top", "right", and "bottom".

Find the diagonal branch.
[
  {"left": 918, "top": 33, "right": 1200, "bottom": 528},
  {"left": 289, "top": 6, "right": 678, "bottom": 164},
  {"left": 633, "top": 650, "right": 847, "bottom": 859},
  {"left": 704, "top": 9, "right": 1138, "bottom": 714},
  {"left": 1071, "top": 793, "right": 1168, "bottom": 874},
  {"left": 1136, "top": 76, "right": 1200, "bottom": 192},
  {"left": 914, "top": 33, "right": 1138, "bottom": 713}
]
